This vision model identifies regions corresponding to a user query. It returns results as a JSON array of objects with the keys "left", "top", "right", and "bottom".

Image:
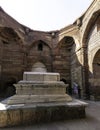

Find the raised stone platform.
[
  {"left": 8, "top": 72, "right": 72, "bottom": 105},
  {"left": 0, "top": 72, "right": 88, "bottom": 127},
  {"left": 0, "top": 99, "right": 88, "bottom": 127}
]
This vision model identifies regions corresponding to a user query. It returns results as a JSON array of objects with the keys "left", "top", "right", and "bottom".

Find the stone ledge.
[
  {"left": 0, "top": 99, "right": 88, "bottom": 128},
  {"left": 7, "top": 94, "right": 72, "bottom": 105}
]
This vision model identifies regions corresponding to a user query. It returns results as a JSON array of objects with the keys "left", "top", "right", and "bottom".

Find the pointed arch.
[
  {"left": 57, "top": 36, "right": 75, "bottom": 49},
  {"left": 0, "top": 27, "right": 24, "bottom": 52},
  {"left": 29, "top": 40, "right": 52, "bottom": 50},
  {"left": 82, "top": 9, "right": 100, "bottom": 45},
  {"left": 92, "top": 49, "right": 100, "bottom": 78}
]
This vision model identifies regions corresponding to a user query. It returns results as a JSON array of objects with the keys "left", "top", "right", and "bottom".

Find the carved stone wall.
[
  {"left": 88, "top": 25, "right": 100, "bottom": 74},
  {"left": 1, "top": 41, "right": 24, "bottom": 80},
  {"left": 87, "top": 17, "right": 100, "bottom": 100}
]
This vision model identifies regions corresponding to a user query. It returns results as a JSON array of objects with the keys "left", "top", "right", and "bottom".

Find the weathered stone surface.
[
  {"left": 8, "top": 72, "right": 72, "bottom": 105},
  {"left": 7, "top": 109, "right": 22, "bottom": 126},
  {"left": 15, "top": 84, "right": 67, "bottom": 95},
  {"left": 0, "top": 111, "right": 7, "bottom": 127},
  {"left": 8, "top": 94, "right": 72, "bottom": 105},
  {"left": 23, "top": 72, "right": 60, "bottom": 82},
  {"left": 0, "top": 100, "right": 88, "bottom": 127}
]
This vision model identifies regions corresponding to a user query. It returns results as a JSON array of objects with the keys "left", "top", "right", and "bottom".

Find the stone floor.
[{"left": 0, "top": 100, "right": 100, "bottom": 130}]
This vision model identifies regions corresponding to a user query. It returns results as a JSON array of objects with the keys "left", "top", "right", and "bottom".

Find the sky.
[{"left": 0, "top": 0, "right": 93, "bottom": 31}]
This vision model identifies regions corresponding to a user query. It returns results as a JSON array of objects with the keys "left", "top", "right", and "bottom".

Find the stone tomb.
[{"left": 0, "top": 72, "right": 88, "bottom": 127}]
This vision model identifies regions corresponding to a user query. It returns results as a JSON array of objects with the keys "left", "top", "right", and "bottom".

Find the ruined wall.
[
  {"left": 53, "top": 43, "right": 71, "bottom": 83},
  {"left": 1, "top": 40, "right": 24, "bottom": 82},
  {"left": 0, "top": 36, "right": 25, "bottom": 97},
  {"left": 0, "top": 0, "right": 100, "bottom": 99},
  {"left": 26, "top": 40, "right": 53, "bottom": 72}
]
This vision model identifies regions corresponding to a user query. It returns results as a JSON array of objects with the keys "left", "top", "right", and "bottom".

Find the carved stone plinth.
[
  {"left": 0, "top": 72, "right": 88, "bottom": 127},
  {"left": 8, "top": 72, "right": 72, "bottom": 104}
]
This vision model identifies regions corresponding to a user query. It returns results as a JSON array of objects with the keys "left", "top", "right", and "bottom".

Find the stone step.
[
  {"left": 7, "top": 94, "right": 72, "bottom": 105},
  {"left": 15, "top": 83, "right": 67, "bottom": 95}
]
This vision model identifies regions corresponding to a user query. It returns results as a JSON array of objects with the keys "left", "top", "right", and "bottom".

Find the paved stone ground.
[{"left": 0, "top": 100, "right": 100, "bottom": 130}]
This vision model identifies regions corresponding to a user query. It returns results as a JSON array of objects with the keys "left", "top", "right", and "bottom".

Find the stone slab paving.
[{"left": 0, "top": 100, "right": 100, "bottom": 130}]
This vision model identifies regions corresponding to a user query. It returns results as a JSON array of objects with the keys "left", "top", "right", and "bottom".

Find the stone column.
[
  {"left": 81, "top": 45, "right": 90, "bottom": 99},
  {"left": 0, "top": 40, "right": 3, "bottom": 86}
]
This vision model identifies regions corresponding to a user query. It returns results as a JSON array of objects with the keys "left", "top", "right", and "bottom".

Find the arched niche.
[
  {"left": 32, "top": 62, "right": 47, "bottom": 72},
  {"left": 27, "top": 40, "right": 53, "bottom": 72},
  {"left": 55, "top": 36, "right": 76, "bottom": 87},
  {"left": 93, "top": 49, "right": 100, "bottom": 79},
  {"left": 29, "top": 40, "right": 51, "bottom": 51},
  {"left": 89, "top": 49, "right": 100, "bottom": 100},
  {"left": 82, "top": 10, "right": 100, "bottom": 45},
  {"left": 58, "top": 36, "right": 74, "bottom": 49}
]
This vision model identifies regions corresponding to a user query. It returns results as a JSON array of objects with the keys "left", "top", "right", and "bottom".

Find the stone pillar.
[
  {"left": 81, "top": 45, "right": 90, "bottom": 99},
  {"left": 0, "top": 65, "right": 1, "bottom": 80},
  {"left": 0, "top": 40, "right": 3, "bottom": 87}
]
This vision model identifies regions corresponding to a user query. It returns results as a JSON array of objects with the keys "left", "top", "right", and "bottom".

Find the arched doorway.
[
  {"left": 91, "top": 49, "right": 100, "bottom": 100},
  {"left": 56, "top": 36, "right": 77, "bottom": 96},
  {"left": 4, "top": 77, "right": 16, "bottom": 98},
  {"left": 56, "top": 36, "right": 74, "bottom": 84},
  {"left": 93, "top": 49, "right": 100, "bottom": 79}
]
